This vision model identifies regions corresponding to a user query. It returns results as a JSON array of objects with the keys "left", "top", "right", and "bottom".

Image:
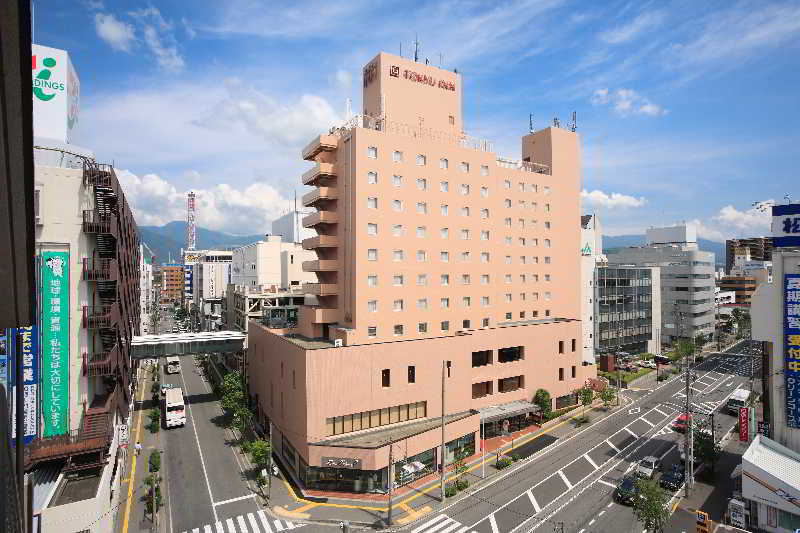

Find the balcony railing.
[
  {"left": 302, "top": 187, "right": 338, "bottom": 207},
  {"left": 302, "top": 235, "right": 338, "bottom": 249},
  {"left": 302, "top": 134, "right": 338, "bottom": 161},
  {"left": 83, "top": 305, "right": 113, "bottom": 329},
  {"left": 302, "top": 162, "right": 336, "bottom": 186},
  {"left": 302, "top": 259, "right": 339, "bottom": 271},
  {"left": 82, "top": 258, "right": 112, "bottom": 280},
  {"left": 82, "top": 210, "right": 113, "bottom": 234},
  {"left": 303, "top": 283, "right": 338, "bottom": 296},
  {"left": 83, "top": 350, "right": 116, "bottom": 377},
  {"left": 83, "top": 161, "right": 114, "bottom": 187},
  {"left": 302, "top": 211, "right": 338, "bottom": 228}
]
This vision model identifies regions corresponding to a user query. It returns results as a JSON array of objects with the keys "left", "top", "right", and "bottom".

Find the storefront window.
[
  {"left": 299, "top": 462, "right": 387, "bottom": 493},
  {"left": 480, "top": 414, "right": 538, "bottom": 439},
  {"left": 394, "top": 448, "right": 435, "bottom": 487}
]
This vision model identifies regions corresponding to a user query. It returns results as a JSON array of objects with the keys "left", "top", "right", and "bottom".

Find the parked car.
[
  {"left": 672, "top": 413, "right": 693, "bottom": 432},
  {"left": 614, "top": 476, "right": 641, "bottom": 505},
  {"left": 634, "top": 456, "right": 662, "bottom": 479},
  {"left": 659, "top": 463, "right": 685, "bottom": 491}
]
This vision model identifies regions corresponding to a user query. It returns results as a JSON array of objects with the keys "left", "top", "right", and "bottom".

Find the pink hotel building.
[{"left": 248, "top": 52, "right": 596, "bottom": 494}]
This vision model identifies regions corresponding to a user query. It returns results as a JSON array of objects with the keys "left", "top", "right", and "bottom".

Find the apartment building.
[
  {"left": 231, "top": 236, "right": 317, "bottom": 290},
  {"left": 247, "top": 51, "right": 594, "bottom": 494},
  {"left": 725, "top": 236, "right": 772, "bottom": 274},
  {"left": 607, "top": 224, "right": 715, "bottom": 345},
  {"left": 139, "top": 243, "right": 154, "bottom": 333},
  {"left": 161, "top": 264, "right": 184, "bottom": 304}
]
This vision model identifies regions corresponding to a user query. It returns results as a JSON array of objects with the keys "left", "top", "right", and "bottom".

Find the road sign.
[{"left": 696, "top": 510, "right": 710, "bottom": 533}]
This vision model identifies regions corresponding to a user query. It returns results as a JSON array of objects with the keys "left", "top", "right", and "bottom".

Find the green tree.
[
  {"left": 599, "top": 386, "right": 616, "bottom": 408},
  {"left": 249, "top": 439, "right": 271, "bottom": 468},
  {"left": 221, "top": 371, "right": 246, "bottom": 413},
  {"left": 533, "top": 389, "right": 552, "bottom": 418},
  {"left": 579, "top": 386, "right": 594, "bottom": 416},
  {"left": 632, "top": 478, "right": 670, "bottom": 532},
  {"left": 694, "top": 420, "right": 721, "bottom": 475},
  {"left": 231, "top": 405, "right": 254, "bottom": 433}
]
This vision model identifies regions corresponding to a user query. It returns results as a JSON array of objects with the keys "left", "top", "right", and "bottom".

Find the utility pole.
[{"left": 387, "top": 440, "right": 394, "bottom": 525}]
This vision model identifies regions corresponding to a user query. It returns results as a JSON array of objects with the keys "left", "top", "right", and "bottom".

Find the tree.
[
  {"left": 249, "top": 439, "right": 271, "bottom": 468},
  {"left": 632, "top": 478, "right": 670, "bottom": 532},
  {"left": 533, "top": 389, "right": 552, "bottom": 418},
  {"left": 599, "top": 386, "right": 616, "bottom": 408},
  {"left": 231, "top": 405, "right": 254, "bottom": 433},
  {"left": 221, "top": 371, "right": 246, "bottom": 413},
  {"left": 579, "top": 386, "right": 594, "bottom": 417},
  {"left": 694, "top": 420, "right": 721, "bottom": 475}
]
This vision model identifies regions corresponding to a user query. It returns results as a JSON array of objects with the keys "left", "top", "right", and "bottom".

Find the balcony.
[
  {"left": 83, "top": 162, "right": 114, "bottom": 187},
  {"left": 308, "top": 307, "right": 338, "bottom": 323},
  {"left": 302, "top": 134, "right": 338, "bottom": 161},
  {"left": 302, "top": 162, "right": 336, "bottom": 186},
  {"left": 302, "top": 187, "right": 338, "bottom": 207},
  {"left": 82, "top": 258, "right": 112, "bottom": 280},
  {"left": 302, "top": 211, "right": 338, "bottom": 228},
  {"left": 302, "top": 259, "right": 339, "bottom": 272},
  {"left": 82, "top": 209, "right": 113, "bottom": 234},
  {"left": 302, "top": 235, "right": 338, "bottom": 250},
  {"left": 303, "top": 283, "right": 338, "bottom": 296},
  {"left": 83, "top": 305, "right": 113, "bottom": 329},
  {"left": 83, "top": 349, "right": 116, "bottom": 377}
]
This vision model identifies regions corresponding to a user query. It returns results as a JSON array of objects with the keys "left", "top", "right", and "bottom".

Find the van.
[
  {"left": 165, "top": 356, "right": 181, "bottom": 374},
  {"left": 164, "top": 387, "right": 186, "bottom": 428},
  {"left": 727, "top": 388, "right": 751, "bottom": 415}
]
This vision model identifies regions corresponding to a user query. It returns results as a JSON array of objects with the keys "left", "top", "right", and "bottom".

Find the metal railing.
[
  {"left": 82, "top": 258, "right": 112, "bottom": 280},
  {"left": 82, "top": 209, "right": 113, "bottom": 233},
  {"left": 82, "top": 305, "right": 113, "bottom": 329}
]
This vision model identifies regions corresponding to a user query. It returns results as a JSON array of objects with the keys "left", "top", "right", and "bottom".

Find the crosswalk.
[
  {"left": 181, "top": 511, "right": 304, "bottom": 533},
  {"left": 412, "top": 513, "right": 477, "bottom": 533}
]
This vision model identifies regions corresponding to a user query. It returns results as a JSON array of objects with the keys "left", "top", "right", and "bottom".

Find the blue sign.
[
  {"left": 0, "top": 331, "right": 7, "bottom": 395},
  {"left": 785, "top": 274, "right": 800, "bottom": 428},
  {"left": 9, "top": 326, "right": 39, "bottom": 444},
  {"left": 773, "top": 204, "right": 800, "bottom": 248}
]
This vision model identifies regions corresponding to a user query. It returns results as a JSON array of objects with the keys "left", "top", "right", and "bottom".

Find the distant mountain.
[
  {"left": 139, "top": 221, "right": 266, "bottom": 264},
  {"left": 603, "top": 234, "right": 725, "bottom": 267}
]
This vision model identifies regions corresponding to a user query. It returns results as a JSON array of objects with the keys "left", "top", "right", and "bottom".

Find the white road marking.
[
  {"left": 247, "top": 513, "right": 260, "bottom": 533},
  {"left": 578, "top": 530, "right": 585, "bottom": 533},
  {"left": 489, "top": 514, "right": 500, "bottom": 533},
  {"left": 204, "top": 526, "right": 212, "bottom": 533},
  {"left": 236, "top": 515, "right": 248, "bottom": 532},
  {"left": 588, "top": 519, "right": 596, "bottom": 526},
  {"left": 216, "top": 522, "right": 225, "bottom": 533},
  {"left": 597, "top": 479, "right": 616, "bottom": 488},
  {"left": 412, "top": 514, "right": 449, "bottom": 533},
  {"left": 213, "top": 494, "right": 255, "bottom": 507},
  {"left": 598, "top": 510, "right": 605, "bottom": 517},
  {"left": 225, "top": 518, "right": 235, "bottom": 533},
  {"left": 653, "top": 407, "right": 668, "bottom": 416},
  {"left": 439, "top": 521, "right": 464, "bottom": 533},
  {"left": 257, "top": 511, "right": 273, "bottom": 533},
  {"left": 558, "top": 470, "right": 573, "bottom": 489},
  {"left": 192, "top": 528, "right": 199, "bottom": 533},
  {"left": 660, "top": 444, "right": 677, "bottom": 461},
  {"left": 638, "top": 417, "right": 655, "bottom": 427},
  {"left": 273, "top": 520, "right": 286, "bottom": 531},
  {"left": 527, "top": 490, "right": 541, "bottom": 513},
  {"left": 623, "top": 427, "right": 638, "bottom": 438},
  {"left": 583, "top": 453, "right": 599, "bottom": 469},
  {"left": 605, "top": 439, "right": 620, "bottom": 452},
  {"left": 607, "top": 502, "right": 614, "bottom": 508}
]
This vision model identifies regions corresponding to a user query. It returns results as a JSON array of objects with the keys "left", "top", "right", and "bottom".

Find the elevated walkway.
[{"left": 130, "top": 331, "right": 245, "bottom": 358}]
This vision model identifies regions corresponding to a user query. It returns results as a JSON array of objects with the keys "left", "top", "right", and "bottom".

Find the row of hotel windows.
[
  {"left": 366, "top": 196, "right": 551, "bottom": 215},
  {"left": 366, "top": 313, "right": 552, "bottom": 337},
  {"left": 366, "top": 223, "right": 554, "bottom": 245},
  {"left": 325, "top": 401, "right": 428, "bottom": 436},
  {"left": 365, "top": 273, "right": 554, "bottom": 287},
  {"left": 364, "top": 172, "right": 550, "bottom": 198},
  {"left": 367, "top": 249, "right": 552, "bottom": 264},
  {"left": 365, "top": 292, "right": 552, "bottom": 312}
]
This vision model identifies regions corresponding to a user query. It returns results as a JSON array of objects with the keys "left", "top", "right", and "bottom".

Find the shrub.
[
  {"left": 533, "top": 389, "right": 552, "bottom": 419},
  {"left": 149, "top": 450, "right": 161, "bottom": 472},
  {"left": 495, "top": 456, "right": 513, "bottom": 469},
  {"left": 455, "top": 478, "right": 469, "bottom": 491},
  {"left": 444, "top": 483, "right": 458, "bottom": 498},
  {"left": 511, "top": 453, "right": 520, "bottom": 462},
  {"left": 657, "top": 374, "right": 669, "bottom": 382}
]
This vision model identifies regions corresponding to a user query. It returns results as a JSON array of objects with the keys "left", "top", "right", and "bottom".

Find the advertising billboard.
[
  {"left": 9, "top": 326, "right": 39, "bottom": 444},
  {"left": 32, "top": 44, "right": 80, "bottom": 143},
  {"left": 739, "top": 407, "right": 749, "bottom": 442},
  {"left": 773, "top": 203, "right": 800, "bottom": 248},
  {"left": 0, "top": 331, "right": 7, "bottom": 396},
  {"left": 785, "top": 274, "right": 800, "bottom": 428},
  {"left": 40, "top": 251, "right": 70, "bottom": 437}
]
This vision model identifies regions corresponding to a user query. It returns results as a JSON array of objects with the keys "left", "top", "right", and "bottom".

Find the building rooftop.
[
  {"left": 50, "top": 471, "right": 101, "bottom": 507},
  {"left": 312, "top": 410, "right": 476, "bottom": 449},
  {"left": 743, "top": 434, "right": 800, "bottom": 490},
  {"left": 281, "top": 333, "right": 336, "bottom": 349}
]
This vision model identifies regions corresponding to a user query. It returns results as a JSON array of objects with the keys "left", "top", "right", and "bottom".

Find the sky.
[{"left": 35, "top": 0, "right": 800, "bottom": 239}]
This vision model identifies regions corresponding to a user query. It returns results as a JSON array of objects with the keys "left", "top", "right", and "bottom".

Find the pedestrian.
[{"left": 135, "top": 441, "right": 142, "bottom": 456}]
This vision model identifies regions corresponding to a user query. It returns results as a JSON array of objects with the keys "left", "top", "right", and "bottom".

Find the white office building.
[
  {"left": 230, "top": 236, "right": 316, "bottom": 290},
  {"left": 271, "top": 210, "right": 315, "bottom": 243}
]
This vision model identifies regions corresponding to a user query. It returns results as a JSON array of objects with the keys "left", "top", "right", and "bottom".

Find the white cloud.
[
  {"left": 94, "top": 13, "right": 135, "bottom": 52},
  {"left": 712, "top": 201, "right": 774, "bottom": 234},
  {"left": 130, "top": 7, "right": 185, "bottom": 72},
  {"left": 687, "top": 218, "right": 727, "bottom": 242},
  {"left": 590, "top": 87, "right": 666, "bottom": 116},
  {"left": 600, "top": 10, "right": 665, "bottom": 44},
  {"left": 83, "top": 0, "right": 104, "bottom": 10},
  {"left": 182, "top": 17, "right": 197, "bottom": 39},
  {"left": 333, "top": 69, "right": 352, "bottom": 90},
  {"left": 581, "top": 189, "right": 647, "bottom": 208}
]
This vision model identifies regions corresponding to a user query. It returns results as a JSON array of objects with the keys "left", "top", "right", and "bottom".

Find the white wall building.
[
  {"left": 139, "top": 243, "right": 154, "bottom": 334},
  {"left": 580, "top": 214, "right": 604, "bottom": 364},
  {"left": 231, "top": 236, "right": 317, "bottom": 290},
  {"left": 271, "top": 210, "right": 315, "bottom": 243}
]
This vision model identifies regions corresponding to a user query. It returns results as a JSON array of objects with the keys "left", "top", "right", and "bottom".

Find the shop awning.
[{"left": 478, "top": 400, "right": 541, "bottom": 424}]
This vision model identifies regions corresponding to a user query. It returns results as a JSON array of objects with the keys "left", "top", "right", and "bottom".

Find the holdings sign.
[
  {"left": 32, "top": 44, "right": 80, "bottom": 143},
  {"left": 785, "top": 274, "right": 800, "bottom": 428}
]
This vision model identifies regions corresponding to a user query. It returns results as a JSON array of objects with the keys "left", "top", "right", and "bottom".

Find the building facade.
[
  {"left": 726, "top": 237, "right": 773, "bottom": 275},
  {"left": 606, "top": 225, "right": 715, "bottom": 345},
  {"left": 272, "top": 210, "right": 315, "bottom": 244},
  {"left": 139, "top": 243, "right": 154, "bottom": 334},
  {"left": 231, "top": 237, "right": 317, "bottom": 290},
  {"left": 580, "top": 214, "right": 603, "bottom": 364},
  {"left": 247, "top": 51, "right": 595, "bottom": 494},
  {"left": 161, "top": 264, "right": 184, "bottom": 304}
]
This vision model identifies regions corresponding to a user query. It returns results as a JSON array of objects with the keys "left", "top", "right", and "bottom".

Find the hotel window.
[
  {"left": 417, "top": 250, "right": 427, "bottom": 262},
  {"left": 460, "top": 251, "right": 470, "bottom": 261},
  {"left": 367, "top": 197, "right": 378, "bottom": 209},
  {"left": 418, "top": 322, "right": 428, "bottom": 333},
  {"left": 504, "top": 180, "right": 511, "bottom": 189},
  {"left": 518, "top": 218, "right": 525, "bottom": 228},
  {"left": 367, "top": 223, "right": 378, "bottom": 235},
  {"left": 545, "top": 274, "right": 551, "bottom": 282},
  {"left": 482, "top": 318, "right": 490, "bottom": 327},
  {"left": 461, "top": 274, "right": 471, "bottom": 285},
  {"left": 505, "top": 255, "right": 512, "bottom": 264},
  {"left": 460, "top": 184, "right": 470, "bottom": 195},
  {"left": 440, "top": 251, "right": 449, "bottom": 262},
  {"left": 393, "top": 249, "right": 404, "bottom": 261},
  {"left": 481, "top": 296, "right": 490, "bottom": 307},
  {"left": 545, "top": 203, "right": 551, "bottom": 212},
  {"left": 481, "top": 252, "right": 490, "bottom": 263},
  {"left": 481, "top": 274, "right": 489, "bottom": 284},
  {"left": 460, "top": 229, "right": 470, "bottom": 240},
  {"left": 367, "top": 300, "right": 377, "bottom": 312},
  {"left": 392, "top": 174, "right": 403, "bottom": 187},
  {"left": 505, "top": 236, "right": 512, "bottom": 246},
  {"left": 417, "top": 298, "right": 428, "bottom": 310},
  {"left": 394, "top": 324, "right": 404, "bottom": 336},
  {"left": 480, "top": 165, "right": 489, "bottom": 176},
  {"left": 367, "top": 146, "right": 377, "bottom": 159},
  {"left": 392, "top": 224, "right": 404, "bottom": 236},
  {"left": 533, "top": 257, "right": 539, "bottom": 265},
  {"left": 408, "top": 366, "right": 416, "bottom": 383},
  {"left": 519, "top": 199, "right": 526, "bottom": 208},
  {"left": 520, "top": 311, "right": 525, "bottom": 319},
  {"left": 520, "top": 256, "right": 527, "bottom": 264},
  {"left": 571, "top": 339, "right": 577, "bottom": 352},
  {"left": 416, "top": 154, "right": 426, "bottom": 166},
  {"left": 441, "top": 297, "right": 450, "bottom": 308},
  {"left": 559, "top": 341, "right": 564, "bottom": 354},
  {"left": 441, "top": 321, "right": 450, "bottom": 331},
  {"left": 481, "top": 230, "right": 489, "bottom": 240},
  {"left": 417, "top": 178, "right": 427, "bottom": 190},
  {"left": 559, "top": 368, "right": 564, "bottom": 381},
  {"left": 440, "top": 158, "right": 449, "bottom": 169},
  {"left": 505, "top": 293, "right": 512, "bottom": 302},
  {"left": 532, "top": 310, "right": 539, "bottom": 317},
  {"left": 382, "top": 369, "right": 391, "bottom": 388},
  {"left": 417, "top": 274, "right": 428, "bottom": 286},
  {"left": 393, "top": 275, "right": 404, "bottom": 286},
  {"left": 461, "top": 206, "right": 470, "bottom": 217},
  {"left": 572, "top": 366, "right": 576, "bottom": 378},
  {"left": 367, "top": 248, "right": 378, "bottom": 261},
  {"left": 505, "top": 274, "right": 512, "bottom": 284},
  {"left": 367, "top": 275, "right": 377, "bottom": 287},
  {"left": 440, "top": 274, "right": 449, "bottom": 285},
  {"left": 449, "top": 115, "right": 455, "bottom": 124},
  {"left": 545, "top": 309, "right": 551, "bottom": 316},
  {"left": 416, "top": 226, "right": 426, "bottom": 238},
  {"left": 393, "top": 150, "right": 403, "bottom": 162},
  {"left": 462, "top": 319, "right": 471, "bottom": 329},
  {"left": 480, "top": 208, "right": 489, "bottom": 219},
  {"left": 368, "top": 326, "right": 377, "bottom": 338},
  {"left": 440, "top": 227, "right": 449, "bottom": 239},
  {"left": 545, "top": 221, "right": 551, "bottom": 230},
  {"left": 505, "top": 312, "right": 513, "bottom": 320},
  {"left": 440, "top": 204, "right": 449, "bottom": 216},
  {"left": 480, "top": 186, "right": 489, "bottom": 197},
  {"left": 519, "top": 182, "right": 525, "bottom": 192},
  {"left": 544, "top": 239, "right": 551, "bottom": 247},
  {"left": 440, "top": 181, "right": 449, "bottom": 193},
  {"left": 505, "top": 199, "right": 512, "bottom": 208},
  {"left": 462, "top": 296, "right": 471, "bottom": 307},
  {"left": 520, "top": 274, "right": 527, "bottom": 283},
  {"left": 393, "top": 199, "right": 404, "bottom": 212},
  {"left": 461, "top": 162, "right": 470, "bottom": 173},
  {"left": 504, "top": 218, "right": 512, "bottom": 229},
  {"left": 519, "top": 237, "right": 526, "bottom": 246},
  {"left": 367, "top": 171, "right": 377, "bottom": 184},
  {"left": 545, "top": 292, "right": 552, "bottom": 301},
  {"left": 545, "top": 256, "right": 551, "bottom": 264},
  {"left": 417, "top": 202, "right": 428, "bottom": 214},
  {"left": 393, "top": 299, "right": 404, "bottom": 311},
  {"left": 531, "top": 184, "right": 538, "bottom": 193},
  {"left": 531, "top": 202, "right": 538, "bottom": 211},
  {"left": 543, "top": 186, "right": 551, "bottom": 195},
  {"left": 520, "top": 292, "right": 526, "bottom": 301}
]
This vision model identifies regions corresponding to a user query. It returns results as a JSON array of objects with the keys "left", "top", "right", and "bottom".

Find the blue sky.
[{"left": 36, "top": 0, "right": 800, "bottom": 238}]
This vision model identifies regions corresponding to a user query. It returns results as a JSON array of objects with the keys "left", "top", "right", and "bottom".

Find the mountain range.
[{"left": 139, "top": 221, "right": 265, "bottom": 264}]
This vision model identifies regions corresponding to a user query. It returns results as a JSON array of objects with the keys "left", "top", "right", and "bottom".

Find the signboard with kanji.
[
  {"left": 785, "top": 274, "right": 800, "bottom": 428},
  {"left": 40, "top": 251, "right": 69, "bottom": 437},
  {"left": 9, "top": 325, "right": 38, "bottom": 444}
]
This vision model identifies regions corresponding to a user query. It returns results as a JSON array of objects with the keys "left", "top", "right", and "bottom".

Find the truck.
[{"left": 726, "top": 388, "right": 751, "bottom": 415}]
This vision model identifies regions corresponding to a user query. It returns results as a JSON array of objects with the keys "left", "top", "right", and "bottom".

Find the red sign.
[
  {"left": 739, "top": 407, "right": 749, "bottom": 442},
  {"left": 391, "top": 65, "right": 456, "bottom": 91}
]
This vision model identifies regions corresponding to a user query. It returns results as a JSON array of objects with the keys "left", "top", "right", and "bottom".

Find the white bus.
[
  {"left": 726, "top": 388, "right": 751, "bottom": 415},
  {"left": 165, "top": 356, "right": 181, "bottom": 374},
  {"left": 164, "top": 387, "right": 186, "bottom": 428}
]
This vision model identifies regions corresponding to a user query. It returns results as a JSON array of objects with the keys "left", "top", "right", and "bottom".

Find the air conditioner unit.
[{"left": 334, "top": 339, "right": 343, "bottom": 347}]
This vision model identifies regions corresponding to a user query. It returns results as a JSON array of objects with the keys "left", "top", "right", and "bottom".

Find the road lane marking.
[
  {"left": 578, "top": 530, "right": 585, "bottom": 533},
  {"left": 638, "top": 417, "right": 655, "bottom": 427},
  {"left": 489, "top": 514, "right": 500, "bottom": 533},
  {"left": 412, "top": 514, "right": 448, "bottom": 533},
  {"left": 605, "top": 439, "right": 620, "bottom": 452},
  {"left": 216, "top": 522, "right": 225, "bottom": 533},
  {"left": 607, "top": 502, "right": 614, "bottom": 508},
  {"left": 597, "top": 479, "right": 615, "bottom": 488},
  {"left": 225, "top": 518, "right": 235, "bottom": 533},
  {"left": 121, "top": 368, "right": 148, "bottom": 533},
  {"left": 598, "top": 510, "right": 605, "bottom": 517},
  {"left": 660, "top": 444, "right": 677, "bottom": 460},
  {"left": 653, "top": 407, "right": 668, "bottom": 416},
  {"left": 247, "top": 513, "right": 260, "bottom": 533},
  {"left": 588, "top": 519, "right": 595, "bottom": 526},
  {"left": 257, "top": 511, "right": 273, "bottom": 532},
  {"left": 527, "top": 490, "right": 541, "bottom": 513},
  {"left": 558, "top": 470, "right": 573, "bottom": 489},
  {"left": 213, "top": 494, "right": 256, "bottom": 507},
  {"left": 274, "top": 519, "right": 286, "bottom": 531},
  {"left": 203, "top": 525, "right": 212, "bottom": 533},
  {"left": 192, "top": 528, "right": 199, "bottom": 533},
  {"left": 236, "top": 515, "right": 248, "bottom": 532},
  {"left": 623, "top": 427, "right": 638, "bottom": 437},
  {"left": 440, "top": 521, "right": 464, "bottom": 533},
  {"left": 583, "top": 453, "right": 599, "bottom": 469}
]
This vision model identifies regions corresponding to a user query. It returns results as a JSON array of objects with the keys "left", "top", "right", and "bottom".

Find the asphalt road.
[{"left": 407, "top": 343, "right": 759, "bottom": 533}]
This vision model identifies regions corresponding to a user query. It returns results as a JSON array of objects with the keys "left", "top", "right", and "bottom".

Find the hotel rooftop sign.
[{"left": 363, "top": 59, "right": 456, "bottom": 92}]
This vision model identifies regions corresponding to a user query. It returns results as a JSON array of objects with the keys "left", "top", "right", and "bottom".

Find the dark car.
[
  {"left": 614, "top": 476, "right": 641, "bottom": 505},
  {"left": 660, "top": 464, "right": 685, "bottom": 491}
]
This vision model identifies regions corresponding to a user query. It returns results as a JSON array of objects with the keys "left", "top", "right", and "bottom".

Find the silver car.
[{"left": 634, "top": 456, "right": 661, "bottom": 479}]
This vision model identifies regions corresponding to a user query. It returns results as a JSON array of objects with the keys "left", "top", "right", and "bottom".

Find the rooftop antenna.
[
  {"left": 425, "top": 58, "right": 429, "bottom": 65},
  {"left": 570, "top": 111, "right": 577, "bottom": 132},
  {"left": 345, "top": 98, "right": 352, "bottom": 120},
  {"left": 553, "top": 116, "right": 560, "bottom": 128},
  {"left": 529, "top": 113, "right": 534, "bottom": 133},
  {"left": 438, "top": 52, "right": 444, "bottom": 67},
  {"left": 413, "top": 34, "right": 420, "bottom": 62}
]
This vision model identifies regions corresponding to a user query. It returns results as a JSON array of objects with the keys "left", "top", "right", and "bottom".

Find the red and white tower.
[{"left": 186, "top": 191, "right": 196, "bottom": 251}]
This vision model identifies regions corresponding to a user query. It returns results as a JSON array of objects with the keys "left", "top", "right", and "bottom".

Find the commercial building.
[
  {"left": 726, "top": 236, "right": 772, "bottom": 275},
  {"left": 139, "top": 243, "right": 155, "bottom": 334},
  {"left": 272, "top": 210, "right": 315, "bottom": 244},
  {"left": 160, "top": 264, "right": 184, "bottom": 304},
  {"left": 230, "top": 236, "right": 317, "bottom": 290},
  {"left": 247, "top": 51, "right": 595, "bottom": 494},
  {"left": 580, "top": 214, "right": 603, "bottom": 365},
  {"left": 182, "top": 249, "right": 232, "bottom": 308},
  {"left": 740, "top": 435, "right": 800, "bottom": 532},
  {"left": 606, "top": 224, "right": 715, "bottom": 345}
]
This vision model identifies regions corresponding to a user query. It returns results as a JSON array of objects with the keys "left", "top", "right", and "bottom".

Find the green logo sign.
[
  {"left": 40, "top": 251, "right": 70, "bottom": 437},
  {"left": 581, "top": 242, "right": 592, "bottom": 255},
  {"left": 33, "top": 56, "right": 65, "bottom": 102}
]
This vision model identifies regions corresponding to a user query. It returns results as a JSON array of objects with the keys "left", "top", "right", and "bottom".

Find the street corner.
[
  {"left": 272, "top": 502, "right": 320, "bottom": 520},
  {"left": 395, "top": 503, "right": 433, "bottom": 525}
]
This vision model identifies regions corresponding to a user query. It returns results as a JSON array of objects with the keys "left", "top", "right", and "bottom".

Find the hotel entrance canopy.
[{"left": 130, "top": 331, "right": 245, "bottom": 359}]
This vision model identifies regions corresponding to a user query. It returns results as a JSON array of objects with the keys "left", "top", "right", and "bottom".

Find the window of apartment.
[
  {"left": 545, "top": 291, "right": 552, "bottom": 301},
  {"left": 441, "top": 320, "right": 451, "bottom": 331},
  {"left": 505, "top": 312, "right": 512, "bottom": 320},
  {"left": 520, "top": 256, "right": 527, "bottom": 265},
  {"left": 505, "top": 255, "right": 512, "bottom": 265},
  {"left": 393, "top": 275, "right": 404, "bottom": 286},
  {"left": 417, "top": 178, "right": 427, "bottom": 190},
  {"left": 558, "top": 340, "right": 564, "bottom": 354},
  {"left": 460, "top": 251, "right": 470, "bottom": 261},
  {"left": 545, "top": 203, "right": 551, "bottom": 212},
  {"left": 504, "top": 274, "right": 512, "bottom": 284},
  {"left": 368, "top": 300, "right": 378, "bottom": 312},
  {"left": 481, "top": 296, "right": 490, "bottom": 307},
  {"left": 480, "top": 230, "right": 489, "bottom": 241},
  {"left": 367, "top": 146, "right": 377, "bottom": 159},
  {"left": 367, "top": 197, "right": 378, "bottom": 209},
  {"left": 462, "top": 319, "right": 471, "bottom": 329},
  {"left": 480, "top": 165, "right": 489, "bottom": 176},
  {"left": 367, "top": 275, "right": 378, "bottom": 287},
  {"left": 417, "top": 298, "right": 428, "bottom": 309},
  {"left": 544, "top": 274, "right": 551, "bottom": 282},
  {"left": 520, "top": 311, "right": 525, "bottom": 318},
  {"left": 461, "top": 274, "right": 471, "bottom": 285},
  {"left": 472, "top": 350, "right": 492, "bottom": 367},
  {"left": 440, "top": 204, "right": 449, "bottom": 216},
  {"left": 440, "top": 274, "right": 449, "bottom": 285},
  {"left": 532, "top": 310, "right": 539, "bottom": 317},
  {"left": 416, "top": 154, "right": 427, "bottom": 166},
  {"left": 460, "top": 184, "right": 470, "bottom": 195},
  {"left": 440, "top": 180, "right": 449, "bottom": 192},
  {"left": 504, "top": 217, "right": 512, "bottom": 228},
  {"left": 417, "top": 250, "right": 427, "bottom": 262},
  {"left": 462, "top": 296, "right": 471, "bottom": 307},
  {"left": 505, "top": 198, "right": 512, "bottom": 208},
  {"left": 520, "top": 274, "right": 527, "bottom": 284},
  {"left": 532, "top": 292, "right": 539, "bottom": 301},
  {"left": 449, "top": 115, "right": 455, "bottom": 125},
  {"left": 519, "top": 237, "right": 526, "bottom": 246},
  {"left": 440, "top": 227, "right": 449, "bottom": 239},
  {"left": 440, "top": 251, "right": 449, "bottom": 262},
  {"left": 418, "top": 322, "right": 428, "bottom": 333},
  {"left": 543, "top": 186, "right": 551, "bottom": 195},
  {"left": 393, "top": 199, "right": 404, "bottom": 212},
  {"left": 505, "top": 293, "right": 512, "bottom": 303},
  {"left": 392, "top": 224, "right": 404, "bottom": 236},
  {"left": 544, "top": 256, "right": 551, "bottom": 264},
  {"left": 461, "top": 229, "right": 470, "bottom": 240},
  {"left": 392, "top": 174, "right": 403, "bottom": 187},
  {"left": 408, "top": 366, "right": 416, "bottom": 383},
  {"left": 460, "top": 162, "right": 470, "bottom": 173},
  {"left": 571, "top": 366, "right": 576, "bottom": 378},
  {"left": 498, "top": 346, "right": 524, "bottom": 363},
  {"left": 367, "top": 248, "right": 378, "bottom": 261},
  {"left": 367, "top": 171, "right": 378, "bottom": 184},
  {"left": 367, "top": 223, "right": 378, "bottom": 235},
  {"left": 393, "top": 150, "right": 403, "bottom": 162},
  {"left": 440, "top": 158, "right": 449, "bottom": 169},
  {"left": 394, "top": 324, "right": 404, "bottom": 336},
  {"left": 481, "top": 274, "right": 489, "bottom": 285},
  {"left": 368, "top": 326, "right": 377, "bottom": 338},
  {"left": 504, "top": 237, "right": 512, "bottom": 246},
  {"left": 519, "top": 199, "right": 527, "bottom": 208},
  {"left": 544, "top": 239, "right": 551, "bottom": 247},
  {"left": 393, "top": 249, "right": 404, "bottom": 262},
  {"left": 558, "top": 368, "right": 564, "bottom": 381},
  {"left": 416, "top": 226, "right": 426, "bottom": 238},
  {"left": 481, "top": 318, "right": 489, "bottom": 327},
  {"left": 498, "top": 376, "right": 523, "bottom": 393},
  {"left": 481, "top": 252, "right": 490, "bottom": 263},
  {"left": 417, "top": 202, "right": 428, "bottom": 214},
  {"left": 441, "top": 297, "right": 450, "bottom": 308},
  {"left": 459, "top": 206, "right": 469, "bottom": 217},
  {"left": 393, "top": 299, "right": 404, "bottom": 311},
  {"left": 417, "top": 274, "right": 428, "bottom": 286},
  {"left": 480, "top": 208, "right": 489, "bottom": 219},
  {"left": 480, "top": 186, "right": 489, "bottom": 198},
  {"left": 571, "top": 339, "right": 576, "bottom": 352},
  {"left": 545, "top": 221, "right": 551, "bottom": 230},
  {"left": 382, "top": 369, "right": 391, "bottom": 387}
]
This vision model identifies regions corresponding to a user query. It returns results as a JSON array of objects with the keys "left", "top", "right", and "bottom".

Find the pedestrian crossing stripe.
[
  {"left": 182, "top": 512, "right": 304, "bottom": 533},
  {"left": 411, "top": 513, "right": 477, "bottom": 533}
]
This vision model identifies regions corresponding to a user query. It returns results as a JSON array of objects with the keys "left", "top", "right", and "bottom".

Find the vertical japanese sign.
[
  {"left": 785, "top": 274, "right": 800, "bottom": 428},
  {"left": 41, "top": 251, "right": 69, "bottom": 437},
  {"left": 739, "top": 407, "right": 749, "bottom": 442},
  {"left": 10, "top": 326, "right": 39, "bottom": 444},
  {"left": 0, "top": 331, "right": 7, "bottom": 398}
]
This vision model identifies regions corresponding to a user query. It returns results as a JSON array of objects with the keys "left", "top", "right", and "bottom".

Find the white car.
[{"left": 634, "top": 456, "right": 661, "bottom": 479}]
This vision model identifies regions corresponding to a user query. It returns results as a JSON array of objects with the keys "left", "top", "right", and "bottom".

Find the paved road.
[{"left": 406, "top": 346, "right": 758, "bottom": 533}]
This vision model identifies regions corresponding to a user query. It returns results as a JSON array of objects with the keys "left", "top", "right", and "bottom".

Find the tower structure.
[{"left": 187, "top": 191, "right": 197, "bottom": 251}]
